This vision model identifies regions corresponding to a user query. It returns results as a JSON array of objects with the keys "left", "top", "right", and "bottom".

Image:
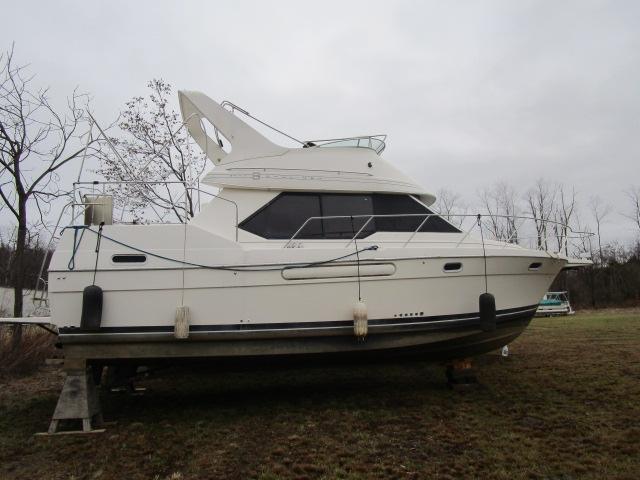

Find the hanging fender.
[
  {"left": 479, "top": 292, "right": 496, "bottom": 332},
  {"left": 81, "top": 222, "right": 105, "bottom": 331},
  {"left": 80, "top": 285, "right": 103, "bottom": 331},
  {"left": 353, "top": 300, "right": 368, "bottom": 338}
]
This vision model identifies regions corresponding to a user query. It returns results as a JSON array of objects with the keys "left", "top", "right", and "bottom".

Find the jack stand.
[
  {"left": 45, "top": 359, "right": 104, "bottom": 434},
  {"left": 446, "top": 358, "right": 478, "bottom": 390},
  {"left": 105, "top": 365, "right": 146, "bottom": 395}
]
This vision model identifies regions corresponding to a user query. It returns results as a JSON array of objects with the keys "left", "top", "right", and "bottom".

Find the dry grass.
[
  {"left": 0, "top": 310, "right": 639, "bottom": 480},
  {"left": 0, "top": 325, "right": 57, "bottom": 377}
]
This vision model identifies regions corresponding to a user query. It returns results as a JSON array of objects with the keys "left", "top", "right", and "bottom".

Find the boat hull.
[
  {"left": 58, "top": 304, "right": 535, "bottom": 363},
  {"left": 49, "top": 226, "right": 564, "bottom": 363}
]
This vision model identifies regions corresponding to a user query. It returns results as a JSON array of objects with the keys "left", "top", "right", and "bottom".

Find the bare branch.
[
  {"left": 434, "top": 188, "right": 467, "bottom": 228},
  {"left": 622, "top": 186, "right": 640, "bottom": 233},
  {"left": 96, "top": 78, "right": 206, "bottom": 223}
]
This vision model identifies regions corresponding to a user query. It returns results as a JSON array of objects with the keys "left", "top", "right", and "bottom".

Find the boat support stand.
[{"left": 45, "top": 358, "right": 104, "bottom": 435}]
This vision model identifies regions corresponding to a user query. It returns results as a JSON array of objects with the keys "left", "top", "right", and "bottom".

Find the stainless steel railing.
[
  {"left": 31, "top": 181, "right": 240, "bottom": 311},
  {"left": 220, "top": 100, "right": 387, "bottom": 154},
  {"left": 70, "top": 181, "right": 238, "bottom": 236},
  {"left": 283, "top": 212, "right": 593, "bottom": 256}
]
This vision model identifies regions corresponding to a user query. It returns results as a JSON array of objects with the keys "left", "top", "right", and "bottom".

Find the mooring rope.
[
  {"left": 63, "top": 225, "right": 379, "bottom": 273},
  {"left": 350, "top": 216, "right": 363, "bottom": 302},
  {"left": 67, "top": 227, "right": 86, "bottom": 271},
  {"left": 477, "top": 214, "right": 488, "bottom": 293},
  {"left": 91, "top": 222, "right": 105, "bottom": 285}
]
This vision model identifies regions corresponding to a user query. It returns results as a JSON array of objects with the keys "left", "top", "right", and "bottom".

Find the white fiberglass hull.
[
  {"left": 48, "top": 226, "right": 565, "bottom": 360},
  {"left": 52, "top": 258, "right": 558, "bottom": 332}
]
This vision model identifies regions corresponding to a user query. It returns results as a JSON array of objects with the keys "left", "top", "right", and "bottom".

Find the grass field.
[{"left": 1, "top": 310, "right": 639, "bottom": 480}]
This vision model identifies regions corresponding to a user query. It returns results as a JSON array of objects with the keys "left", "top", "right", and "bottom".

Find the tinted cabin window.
[
  {"left": 239, "top": 193, "right": 460, "bottom": 239},
  {"left": 321, "top": 194, "right": 374, "bottom": 238},
  {"left": 374, "top": 194, "right": 427, "bottom": 232},
  {"left": 240, "top": 193, "right": 323, "bottom": 239},
  {"left": 373, "top": 194, "right": 459, "bottom": 233}
]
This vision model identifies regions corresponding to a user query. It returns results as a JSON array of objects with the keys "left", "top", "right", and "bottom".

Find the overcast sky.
[{"left": 2, "top": 0, "right": 639, "bottom": 245}]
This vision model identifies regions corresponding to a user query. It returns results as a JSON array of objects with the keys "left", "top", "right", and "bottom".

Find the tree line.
[
  {"left": 554, "top": 243, "right": 640, "bottom": 309},
  {"left": 434, "top": 181, "right": 640, "bottom": 308}
]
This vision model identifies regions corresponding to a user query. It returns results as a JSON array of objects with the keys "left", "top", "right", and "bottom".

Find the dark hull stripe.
[{"left": 59, "top": 304, "right": 538, "bottom": 336}]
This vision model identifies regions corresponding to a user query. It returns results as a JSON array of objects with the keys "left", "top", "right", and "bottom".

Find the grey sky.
[{"left": 2, "top": 0, "right": 639, "bottom": 244}]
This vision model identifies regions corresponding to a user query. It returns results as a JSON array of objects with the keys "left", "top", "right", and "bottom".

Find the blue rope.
[
  {"left": 65, "top": 225, "right": 379, "bottom": 272},
  {"left": 67, "top": 226, "right": 86, "bottom": 271}
]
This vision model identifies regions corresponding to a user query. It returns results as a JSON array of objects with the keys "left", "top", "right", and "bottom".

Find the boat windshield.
[{"left": 305, "top": 135, "right": 387, "bottom": 155}]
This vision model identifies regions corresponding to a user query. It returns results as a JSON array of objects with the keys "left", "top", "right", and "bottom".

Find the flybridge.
[
  {"left": 179, "top": 91, "right": 388, "bottom": 163},
  {"left": 178, "top": 91, "right": 426, "bottom": 198}
]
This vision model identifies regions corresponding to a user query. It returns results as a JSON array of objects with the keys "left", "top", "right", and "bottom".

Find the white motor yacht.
[{"left": 47, "top": 91, "right": 590, "bottom": 363}]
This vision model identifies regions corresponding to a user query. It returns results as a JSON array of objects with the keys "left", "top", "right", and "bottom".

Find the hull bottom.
[{"left": 59, "top": 309, "right": 534, "bottom": 364}]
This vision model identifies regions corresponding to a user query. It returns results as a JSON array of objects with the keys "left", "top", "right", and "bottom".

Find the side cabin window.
[{"left": 239, "top": 193, "right": 460, "bottom": 239}]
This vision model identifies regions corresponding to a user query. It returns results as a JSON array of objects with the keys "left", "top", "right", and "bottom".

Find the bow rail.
[{"left": 284, "top": 212, "right": 594, "bottom": 256}]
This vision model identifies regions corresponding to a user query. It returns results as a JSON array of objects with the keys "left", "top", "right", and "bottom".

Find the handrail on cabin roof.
[{"left": 220, "top": 100, "right": 387, "bottom": 155}]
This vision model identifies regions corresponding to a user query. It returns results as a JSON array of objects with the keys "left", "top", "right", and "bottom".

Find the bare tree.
[
  {"left": 571, "top": 212, "right": 593, "bottom": 259},
  {"left": 525, "top": 179, "right": 557, "bottom": 250},
  {"left": 624, "top": 186, "right": 640, "bottom": 234},
  {"left": 434, "top": 188, "right": 466, "bottom": 227},
  {"left": 97, "top": 79, "right": 206, "bottom": 223},
  {"left": 552, "top": 184, "right": 576, "bottom": 255},
  {"left": 478, "top": 181, "right": 519, "bottom": 243},
  {"left": 589, "top": 195, "right": 612, "bottom": 263},
  {"left": 0, "top": 45, "right": 94, "bottom": 342}
]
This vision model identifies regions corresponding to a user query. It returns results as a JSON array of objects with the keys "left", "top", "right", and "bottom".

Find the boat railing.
[
  {"left": 284, "top": 212, "right": 594, "bottom": 257},
  {"left": 69, "top": 181, "right": 238, "bottom": 234},
  {"left": 220, "top": 100, "right": 387, "bottom": 154},
  {"left": 31, "top": 180, "right": 239, "bottom": 312},
  {"left": 303, "top": 135, "right": 387, "bottom": 154}
]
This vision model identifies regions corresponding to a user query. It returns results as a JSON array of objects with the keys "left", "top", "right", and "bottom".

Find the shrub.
[{"left": 0, "top": 325, "right": 57, "bottom": 376}]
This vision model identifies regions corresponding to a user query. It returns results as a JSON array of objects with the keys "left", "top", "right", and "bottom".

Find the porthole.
[
  {"left": 112, "top": 254, "right": 147, "bottom": 264},
  {"left": 443, "top": 262, "right": 463, "bottom": 273},
  {"left": 528, "top": 262, "right": 543, "bottom": 271}
]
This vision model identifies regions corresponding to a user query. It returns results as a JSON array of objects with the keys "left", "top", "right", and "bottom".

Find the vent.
[
  {"left": 443, "top": 262, "right": 463, "bottom": 272},
  {"left": 528, "top": 262, "right": 543, "bottom": 271},
  {"left": 112, "top": 254, "right": 147, "bottom": 264}
]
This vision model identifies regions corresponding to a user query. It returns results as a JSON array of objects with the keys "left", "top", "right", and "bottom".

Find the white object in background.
[{"left": 501, "top": 345, "right": 509, "bottom": 357}]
